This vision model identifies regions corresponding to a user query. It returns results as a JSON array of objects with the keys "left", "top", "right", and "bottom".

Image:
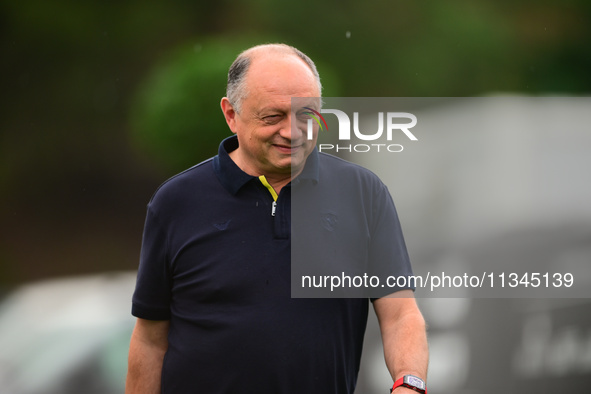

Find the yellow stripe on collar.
[{"left": 258, "top": 175, "right": 278, "bottom": 201}]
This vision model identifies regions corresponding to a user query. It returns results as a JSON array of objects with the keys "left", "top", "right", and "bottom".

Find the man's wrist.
[
  {"left": 390, "top": 374, "right": 427, "bottom": 394},
  {"left": 392, "top": 387, "right": 419, "bottom": 393}
]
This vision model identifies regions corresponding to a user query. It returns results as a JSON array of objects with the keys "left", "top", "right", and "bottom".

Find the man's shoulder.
[
  {"left": 148, "top": 157, "right": 216, "bottom": 206},
  {"left": 317, "top": 152, "right": 385, "bottom": 186}
]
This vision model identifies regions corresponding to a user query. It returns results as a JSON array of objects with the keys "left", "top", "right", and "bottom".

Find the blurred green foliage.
[{"left": 129, "top": 39, "right": 247, "bottom": 171}]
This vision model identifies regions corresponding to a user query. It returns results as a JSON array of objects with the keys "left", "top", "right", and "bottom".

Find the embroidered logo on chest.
[
  {"left": 213, "top": 219, "right": 231, "bottom": 231},
  {"left": 321, "top": 213, "right": 338, "bottom": 232}
]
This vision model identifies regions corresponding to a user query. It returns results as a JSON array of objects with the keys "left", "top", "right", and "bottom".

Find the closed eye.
[
  {"left": 262, "top": 115, "right": 282, "bottom": 124},
  {"left": 297, "top": 112, "right": 313, "bottom": 121}
]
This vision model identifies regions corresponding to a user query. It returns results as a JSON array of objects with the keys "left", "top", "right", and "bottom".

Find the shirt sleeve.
[
  {"left": 131, "top": 204, "right": 172, "bottom": 320},
  {"left": 368, "top": 184, "right": 415, "bottom": 300}
]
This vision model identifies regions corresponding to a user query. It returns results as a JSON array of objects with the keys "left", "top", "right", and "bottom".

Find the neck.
[
  {"left": 229, "top": 149, "right": 302, "bottom": 194},
  {"left": 259, "top": 173, "right": 293, "bottom": 194}
]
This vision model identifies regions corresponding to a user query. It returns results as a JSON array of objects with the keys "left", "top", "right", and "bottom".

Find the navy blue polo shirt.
[{"left": 132, "top": 135, "right": 413, "bottom": 393}]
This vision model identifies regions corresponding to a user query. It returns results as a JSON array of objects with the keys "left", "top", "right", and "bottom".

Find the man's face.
[{"left": 223, "top": 54, "right": 321, "bottom": 178}]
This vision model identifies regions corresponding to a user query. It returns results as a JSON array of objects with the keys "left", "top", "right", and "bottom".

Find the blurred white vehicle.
[{"left": 0, "top": 272, "right": 136, "bottom": 394}]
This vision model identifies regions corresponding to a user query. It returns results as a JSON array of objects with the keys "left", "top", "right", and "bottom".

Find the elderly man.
[{"left": 126, "top": 43, "right": 428, "bottom": 394}]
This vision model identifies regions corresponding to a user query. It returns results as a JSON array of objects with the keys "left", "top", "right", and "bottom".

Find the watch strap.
[{"left": 390, "top": 375, "right": 427, "bottom": 394}]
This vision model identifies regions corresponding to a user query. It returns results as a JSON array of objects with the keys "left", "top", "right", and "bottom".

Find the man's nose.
[{"left": 280, "top": 113, "right": 304, "bottom": 141}]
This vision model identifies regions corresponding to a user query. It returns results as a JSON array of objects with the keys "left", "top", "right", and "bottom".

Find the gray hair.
[{"left": 226, "top": 44, "right": 322, "bottom": 113}]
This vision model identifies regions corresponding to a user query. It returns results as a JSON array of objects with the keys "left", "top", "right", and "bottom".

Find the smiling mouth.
[{"left": 273, "top": 144, "right": 302, "bottom": 153}]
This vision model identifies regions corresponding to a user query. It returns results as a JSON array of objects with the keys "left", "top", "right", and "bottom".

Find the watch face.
[{"left": 404, "top": 375, "right": 425, "bottom": 390}]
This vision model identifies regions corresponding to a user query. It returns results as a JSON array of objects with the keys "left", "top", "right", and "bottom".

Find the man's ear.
[{"left": 220, "top": 97, "right": 238, "bottom": 134}]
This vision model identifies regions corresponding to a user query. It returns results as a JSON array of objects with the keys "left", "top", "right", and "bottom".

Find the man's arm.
[
  {"left": 373, "top": 290, "right": 428, "bottom": 393},
  {"left": 126, "top": 318, "right": 170, "bottom": 394}
]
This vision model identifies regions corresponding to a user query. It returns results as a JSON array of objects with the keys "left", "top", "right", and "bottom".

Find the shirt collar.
[
  {"left": 213, "top": 135, "right": 319, "bottom": 195},
  {"left": 213, "top": 136, "right": 255, "bottom": 195}
]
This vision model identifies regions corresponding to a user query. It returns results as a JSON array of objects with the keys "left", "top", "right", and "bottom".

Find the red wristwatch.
[{"left": 390, "top": 375, "right": 427, "bottom": 394}]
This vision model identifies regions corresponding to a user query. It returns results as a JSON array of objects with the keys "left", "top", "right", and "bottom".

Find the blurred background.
[{"left": 1, "top": 1, "right": 590, "bottom": 393}]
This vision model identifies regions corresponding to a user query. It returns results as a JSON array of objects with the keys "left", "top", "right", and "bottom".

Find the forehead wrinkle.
[
  {"left": 251, "top": 90, "right": 303, "bottom": 114},
  {"left": 255, "top": 80, "right": 317, "bottom": 98}
]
